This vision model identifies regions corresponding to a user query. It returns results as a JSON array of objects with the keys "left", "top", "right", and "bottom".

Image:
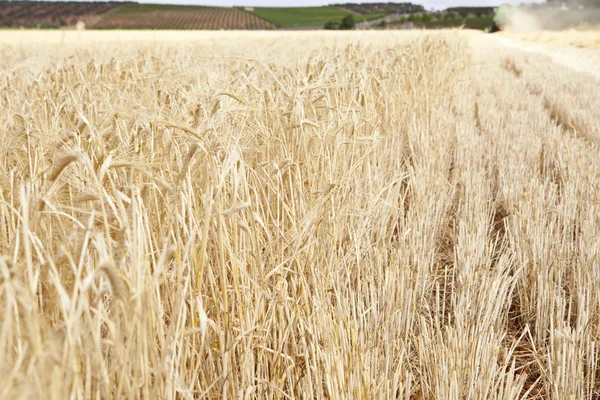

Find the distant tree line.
[{"left": 332, "top": 2, "right": 424, "bottom": 14}]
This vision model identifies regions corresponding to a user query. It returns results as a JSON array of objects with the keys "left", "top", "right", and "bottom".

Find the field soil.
[{"left": 0, "top": 30, "right": 599, "bottom": 399}]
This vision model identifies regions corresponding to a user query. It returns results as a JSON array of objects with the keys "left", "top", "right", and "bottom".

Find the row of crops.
[
  {"left": 92, "top": 6, "right": 274, "bottom": 30},
  {"left": 0, "top": 2, "right": 425, "bottom": 30}
]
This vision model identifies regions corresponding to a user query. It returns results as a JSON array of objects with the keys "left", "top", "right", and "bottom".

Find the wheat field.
[
  {"left": 509, "top": 29, "right": 600, "bottom": 49},
  {"left": 1, "top": 30, "right": 600, "bottom": 399}
]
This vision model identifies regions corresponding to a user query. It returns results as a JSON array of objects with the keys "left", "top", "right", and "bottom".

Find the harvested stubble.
[
  {"left": 1, "top": 30, "right": 600, "bottom": 399},
  {"left": 507, "top": 29, "right": 600, "bottom": 49}
]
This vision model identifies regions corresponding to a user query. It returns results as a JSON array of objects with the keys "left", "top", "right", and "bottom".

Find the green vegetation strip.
[
  {"left": 250, "top": 6, "right": 383, "bottom": 28},
  {"left": 389, "top": 15, "right": 494, "bottom": 30}
]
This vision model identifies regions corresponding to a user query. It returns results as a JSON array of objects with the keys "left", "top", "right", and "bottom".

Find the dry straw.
[{"left": 0, "top": 29, "right": 599, "bottom": 399}]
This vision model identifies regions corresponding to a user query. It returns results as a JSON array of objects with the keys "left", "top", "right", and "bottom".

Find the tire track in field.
[
  {"left": 490, "top": 35, "right": 600, "bottom": 146},
  {"left": 465, "top": 45, "right": 577, "bottom": 398},
  {"left": 471, "top": 86, "right": 548, "bottom": 400},
  {"left": 460, "top": 30, "right": 600, "bottom": 398},
  {"left": 489, "top": 34, "right": 600, "bottom": 80}
]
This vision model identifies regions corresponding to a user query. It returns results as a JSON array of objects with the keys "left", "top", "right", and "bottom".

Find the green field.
[{"left": 250, "top": 6, "right": 384, "bottom": 28}]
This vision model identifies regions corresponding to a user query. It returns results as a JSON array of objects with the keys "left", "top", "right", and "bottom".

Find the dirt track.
[{"left": 483, "top": 31, "right": 600, "bottom": 79}]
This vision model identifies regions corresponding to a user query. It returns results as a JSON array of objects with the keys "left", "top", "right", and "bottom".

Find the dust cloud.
[{"left": 503, "top": 8, "right": 542, "bottom": 33}]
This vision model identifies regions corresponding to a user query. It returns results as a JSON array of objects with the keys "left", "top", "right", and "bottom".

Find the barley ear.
[{"left": 99, "top": 261, "right": 131, "bottom": 301}]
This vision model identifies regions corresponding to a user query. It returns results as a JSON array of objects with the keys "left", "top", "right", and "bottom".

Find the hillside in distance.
[
  {"left": 248, "top": 6, "right": 386, "bottom": 28},
  {"left": 0, "top": 1, "right": 123, "bottom": 28},
  {"left": 92, "top": 4, "right": 274, "bottom": 30},
  {"left": 0, "top": 1, "right": 426, "bottom": 29},
  {"left": 0, "top": 2, "right": 274, "bottom": 29},
  {"left": 334, "top": 2, "right": 425, "bottom": 14}
]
